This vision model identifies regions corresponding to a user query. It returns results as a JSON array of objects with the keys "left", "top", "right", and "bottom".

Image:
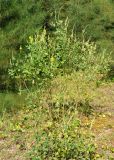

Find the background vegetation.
[
  {"left": 1, "top": 0, "right": 114, "bottom": 90},
  {"left": 0, "top": 0, "right": 114, "bottom": 159}
]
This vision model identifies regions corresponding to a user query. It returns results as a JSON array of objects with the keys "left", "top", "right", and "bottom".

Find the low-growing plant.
[{"left": 29, "top": 110, "right": 97, "bottom": 160}]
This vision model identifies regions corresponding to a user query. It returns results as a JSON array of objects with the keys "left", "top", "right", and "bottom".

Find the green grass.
[{"left": 0, "top": 92, "right": 25, "bottom": 114}]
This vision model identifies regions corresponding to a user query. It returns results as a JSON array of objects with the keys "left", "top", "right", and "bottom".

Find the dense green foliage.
[
  {"left": 1, "top": 0, "right": 114, "bottom": 90},
  {"left": 0, "top": 0, "right": 45, "bottom": 63}
]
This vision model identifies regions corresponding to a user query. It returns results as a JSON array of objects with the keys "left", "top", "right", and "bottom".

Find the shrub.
[
  {"left": 30, "top": 70, "right": 99, "bottom": 117},
  {"left": 8, "top": 19, "right": 111, "bottom": 90}
]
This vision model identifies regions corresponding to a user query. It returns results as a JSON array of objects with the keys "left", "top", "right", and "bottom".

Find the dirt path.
[
  {"left": 91, "top": 83, "right": 114, "bottom": 159},
  {"left": 0, "top": 138, "right": 26, "bottom": 160}
]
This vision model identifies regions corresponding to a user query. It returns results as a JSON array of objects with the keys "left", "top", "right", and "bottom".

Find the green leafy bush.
[{"left": 9, "top": 19, "right": 111, "bottom": 90}]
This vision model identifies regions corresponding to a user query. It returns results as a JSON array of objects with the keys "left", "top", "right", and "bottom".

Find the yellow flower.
[
  {"left": 29, "top": 36, "right": 33, "bottom": 43},
  {"left": 19, "top": 46, "right": 22, "bottom": 51},
  {"left": 50, "top": 56, "right": 55, "bottom": 63},
  {"left": 102, "top": 114, "right": 106, "bottom": 118}
]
